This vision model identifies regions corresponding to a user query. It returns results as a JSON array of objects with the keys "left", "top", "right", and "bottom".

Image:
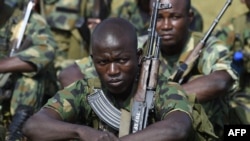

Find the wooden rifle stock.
[{"left": 172, "top": 0, "right": 232, "bottom": 84}]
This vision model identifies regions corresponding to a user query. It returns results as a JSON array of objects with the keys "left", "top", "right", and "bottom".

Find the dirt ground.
[{"left": 192, "top": 0, "right": 248, "bottom": 32}]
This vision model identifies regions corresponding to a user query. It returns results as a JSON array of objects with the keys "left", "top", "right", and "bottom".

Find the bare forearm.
[
  {"left": 120, "top": 111, "right": 192, "bottom": 141},
  {"left": 0, "top": 57, "right": 35, "bottom": 73},
  {"left": 22, "top": 111, "right": 81, "bottom": 140},
  {"left": 182, "top": 70, "right": 234, "bottom": 102}
]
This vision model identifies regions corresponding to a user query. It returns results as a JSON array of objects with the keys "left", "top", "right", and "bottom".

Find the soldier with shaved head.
[{"left": 22, "top": 17, "right": 197, "bottom": 141}]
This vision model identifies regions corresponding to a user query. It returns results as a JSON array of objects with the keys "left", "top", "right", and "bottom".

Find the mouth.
[
  {"left": 160, "top": 34, "right": 173, "bottom": 40},
  {"left": 107, "top": 79, "right": 123, "bottom": 87}
]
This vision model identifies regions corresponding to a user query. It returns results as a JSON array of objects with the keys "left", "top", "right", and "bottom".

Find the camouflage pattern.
[
  {"left": 137, "top": 31, "right": 238, "bottom": 139},
  {"left": 111, "top": 1, "right": 203, "bottom": 36},
  {"left": 0, "top": 3, "right": 57, "bottom": 129},
  {"left": 190, "top": 6, "right": 203, "bottom": 32},
  {"left": 215, "top": 11, "right": 250, "bottom": 125},
  {"left": 37, "top": 0, "right": 97, "bottom": 76},
  {"left": 110, "top": 0, "right": 150, "bottom": 36},
  {"left": 44, "top": 77, "right": 193, "bottom": 137}
]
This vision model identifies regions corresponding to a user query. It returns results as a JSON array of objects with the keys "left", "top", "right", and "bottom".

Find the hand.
[
  {"left": 78, "top": 126, "right": 120, "bottom": 141},
  {"left": 87, "top": 18, "right": 101, "bottom": 31}
]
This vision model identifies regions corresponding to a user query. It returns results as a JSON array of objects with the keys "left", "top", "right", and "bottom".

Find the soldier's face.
[
  {"left": 92, "top": 34, "right": 139, "bottom": 96},
  {"left": 155, "top": 0, "right": 192, "bottom": 47}
]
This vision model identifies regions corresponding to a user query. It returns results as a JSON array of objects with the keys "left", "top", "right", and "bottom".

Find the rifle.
[
  {"left": 88, "top": 0, "right": 171, "bottom": 135},
  {"left": 0, "top": 0, "right": 34, "bottom": 101},
  {"left": 131, "top": 0, "right": 171, "bottom": 133},
  {"left": 171, "top": 0, "right": 232, "bottom": 84},
  {"left": 0, "top": 1, "right": 34, "bottom": 140}
]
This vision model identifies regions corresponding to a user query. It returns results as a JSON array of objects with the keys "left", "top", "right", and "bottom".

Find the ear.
[
  {"left": 188, "top": 8, "right": 195, "bottom": 25},
  {"left": 137, "top": 48, "right": 143, "bottom": 65}
]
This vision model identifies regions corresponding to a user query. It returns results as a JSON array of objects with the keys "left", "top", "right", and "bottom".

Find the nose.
[
  {"left": 158, "top": 18, "right": 172, "bottom": 30},
  {"left": 107, "top": 63, "right": 120, "bottom": 76}
]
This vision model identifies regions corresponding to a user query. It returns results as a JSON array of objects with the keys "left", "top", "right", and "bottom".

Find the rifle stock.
[
  {"left": 131, "top": 0, "right": 171, "bottom": 133},
  {"left": 171, "top": 0, "right": 232, "bottom": 84}
]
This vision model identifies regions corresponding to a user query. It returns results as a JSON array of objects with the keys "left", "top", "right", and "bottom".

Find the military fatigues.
[
  {"left": 112, "top": 1, "right": 203, "bottom": 36},
  {"left": 215, "top": 11, "right": 250, "bottom": 125},
  {"left": 137, "top": 31, "right": 238, "bottom": 139},
  {"left": 110, "top": 0, "right": 150, "bottom": 36},
  {"left": 159, "top": 32, "right": 238, "bottom": 139},
  {"left": 190, "top": 6, "right": 203, "bottom": 32},
  {"left": 0, "top": 2, "right": 57, "bottom": 132},
  {"left": 44, "top": 77, "right": 194, "bottom": 138},
  {"left": 39, "top": 0, "right": 94, "bottom": 77}
]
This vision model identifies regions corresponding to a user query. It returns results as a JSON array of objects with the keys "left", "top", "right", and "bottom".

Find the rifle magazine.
[{"left": 88, "top": 89, "right": 121, "bottom": 130}]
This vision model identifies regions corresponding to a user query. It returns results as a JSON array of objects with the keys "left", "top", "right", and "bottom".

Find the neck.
[{"left": 161, "top": 31, "right": 190, "bottom": 56}]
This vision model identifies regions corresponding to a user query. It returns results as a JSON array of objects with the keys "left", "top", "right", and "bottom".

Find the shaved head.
[{"left": 91, "top": 18, "right": 138, "bottom": 54}]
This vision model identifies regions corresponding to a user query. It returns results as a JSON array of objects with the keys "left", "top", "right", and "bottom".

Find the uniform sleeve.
[
  {"left": 44, "top": 80, "right": 90, "bottom": 122},
  {"left": 75, "top": 56, "right": 98, "bottom": 79},
  {"left": 197, "top": 36, "right": 239, "bottom": 92},
  {"left": 154, "top": 80, "right": 193, "bottom": 120},
  {"left": 14, "top": 12, "right": 57, "bottom": 74}
]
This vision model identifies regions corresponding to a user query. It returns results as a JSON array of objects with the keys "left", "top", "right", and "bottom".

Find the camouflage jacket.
[
  {"left": 44, "top": 77, "right": 192, "bottom": 136},
  {"left": 0, "top": 4, "right": 58, "bottom": 115},
  {"left": 0, "top": 4, "right": 57, "bottom": 77},
  {"left": 73, "top": 31, "right": 239, "bottom": 139},
  {"left": 215, "top": 11, "right": 250, "bottom": 92},
  {"left": 110, "top": 0, "right": 150, "bottom": 36}
]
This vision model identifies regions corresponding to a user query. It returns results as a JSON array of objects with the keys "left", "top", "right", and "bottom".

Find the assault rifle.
[
  {"left": 131, "top": 0, "right": 171, "bottom": 133},
  {"left": 88, "top": 0, "right": 171, "bottom": 135},
  {"left": 171, "top": 0, "right": 232, "bottom": 84}
]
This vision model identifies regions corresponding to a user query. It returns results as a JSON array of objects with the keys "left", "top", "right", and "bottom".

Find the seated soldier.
[{"left": 22, "top": 17, "right": 199, "bottom": 141}]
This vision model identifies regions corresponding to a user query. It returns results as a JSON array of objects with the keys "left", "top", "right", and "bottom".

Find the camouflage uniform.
[
  {"left": 190, "top": 6, "right": 203, "bottom": 32},
  {"left": 0, "top": 1, "right": 57, "bottom": 131},
  {"left": 110, "top": 0, "right": 150, "bottom": 36},
  {"left": 75, "top": 32, "right": 237, "bottom": 139},
  {"left": 215, "top": 11, "right": 250, "bottom": 125},
  {"left": 112, "top": 1, "right": 203, "bottom": 36},
  {"left": 39, "top": 0, "right": 89, "bottom": 73},
  {"left": 44, "top": 77, "right": 195, "bottom": 138}
]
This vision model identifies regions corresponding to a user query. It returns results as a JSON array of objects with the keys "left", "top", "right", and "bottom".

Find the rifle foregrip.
[{"left": 148, "top": 59, "right": 160, "bottom": 89}]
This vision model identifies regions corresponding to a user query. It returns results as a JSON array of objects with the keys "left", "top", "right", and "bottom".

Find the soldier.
[
  {"left": 0, "top": 0, "right": 57, "bottom": 139},
  {"left": 12, "top": 0, "right": 109, "bottom": 89},
  {"left": 215, "top": 0, "right": 250, "bottom": 125},
  {"left": 111, "top": 0, "right": 203, "bottom": 36},
  {"left": 60, "top": 0, "right": 239, "bottom": 140},
  {"left": 153, "top": 0, "right": 238, "bottom": 139},
  {"left": 22, "top": 17, "right": 198, "bottom": 141}
]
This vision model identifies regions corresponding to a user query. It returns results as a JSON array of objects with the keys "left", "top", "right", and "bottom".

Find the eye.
[
  {"left": 117, "top": 58, "right": 129, "bottom": 64},
  {"left": 157, "top": 14, "right": 164, "bottom": 21},
  {"left": 97, "top": 60, "right": 108, "bottom": 65},
  {"left": 171, "top": 15, "right": 181, "bottom": 20}
]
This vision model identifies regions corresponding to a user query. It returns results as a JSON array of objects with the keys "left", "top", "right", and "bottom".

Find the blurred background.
[{"left": 192, "top": 0, "right": 248, "bottom": 32}]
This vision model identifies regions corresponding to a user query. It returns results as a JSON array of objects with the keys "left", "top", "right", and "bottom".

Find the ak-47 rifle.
[
  {"left": 88, "top": 0, "right": 171, "bottom": 135},
  {"left": 171, "top": 0, "right": 232, "bottom": 84},
  {"left": 131, "top": 0, "right": 171, "bottom": 133}
]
